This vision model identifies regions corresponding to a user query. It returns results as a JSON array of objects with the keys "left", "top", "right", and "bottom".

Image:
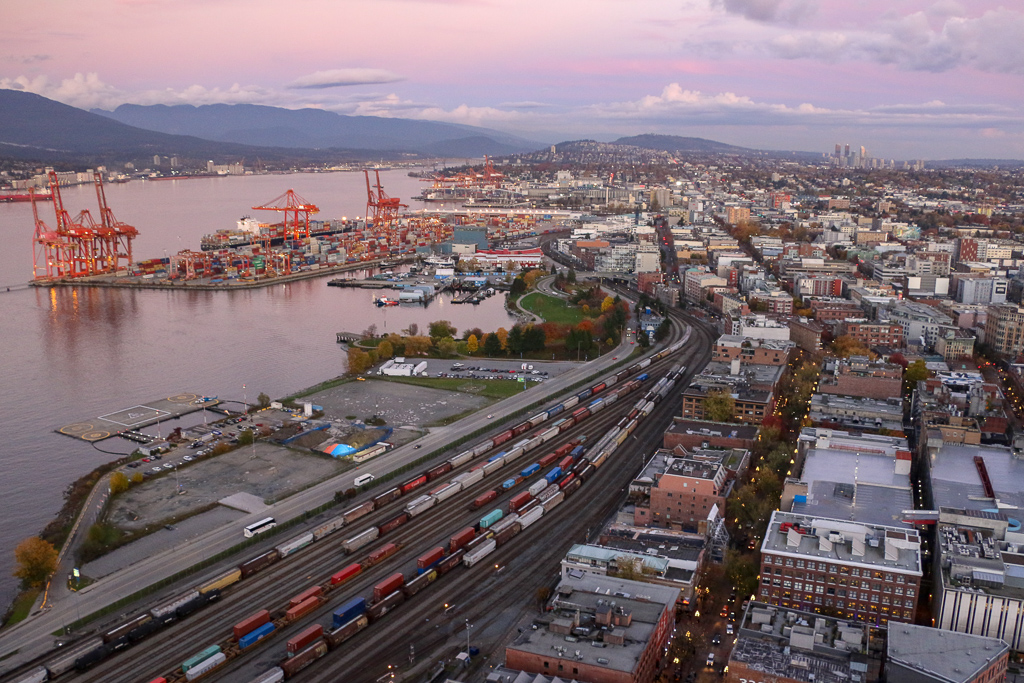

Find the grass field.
[
  {"left": 520, "top": 292, "right": 586, "bottom": 325},
  {"left": 377, "top": 375, "right": 535, "bottom": 399}
]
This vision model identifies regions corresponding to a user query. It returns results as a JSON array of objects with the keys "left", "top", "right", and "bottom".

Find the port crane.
[
  {"left": 364, "top": 169, "right": 407, "bottom": 231},
  {"left": 252, "top": 189, "right": 319, "bottom": 242}
]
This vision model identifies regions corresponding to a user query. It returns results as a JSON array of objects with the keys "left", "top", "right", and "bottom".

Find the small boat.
[{"left": 374, "top": 297, "right": 399, "bottom": 307}]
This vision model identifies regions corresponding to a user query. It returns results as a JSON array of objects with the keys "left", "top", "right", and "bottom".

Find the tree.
[
  {"left": 567, "top": 269, "right": 576, "bottom": 284},
  {"left": 637, "top": 332, "right": 650, "bottom": 347},
  {"left": 496, "top": 327, "right": 509, "bottom": 352},
  {"left": 13, "top": 537, "right": 58, "bottom": 588},
  {"left": 550, "top": 264, "right": 557, "bottom": 274},
  {"left": 831, "top": 335, "right": 872, "bottom": 358},
  {"left": 130, "top": 472, "right": 143, "bottom": 484},
  {"left": 703, "top": 389, "right": 735, "bottom": 422},
  {"left": 483, "top": 332, "right": 502, "bottom": 356},
  {"left": 507, "top": 325, "right": 525, "bottom": 355},
  {"left": 109, "top": 471, "right": 129, "bottom": 495},
  {"left": 654, "top": 318, "right": 671, "bottom": 342},
  {"left": 614, "top": 555, "right": 655, "bottom": 581},
  {"left": 386, "top": 333, "right": 405, "bottom": 356},
  {"left": 509, "top": 276, "right": 527, "bottom": 297},
  {"left": 238, "top": 429, "right": 255, "bottom": 445},
  {"left": 601, "top": 295, "right": 615, "bottom": 313},
  {"left": 404, "top": 323, "right": 419, "bottom": 336},
  {"left": 523, "top": 325, "right": 546, "bottom": 352},
  {"left": 429, "top": 320, "right": 457, "bottom": 340},
  {"left": 903, "top": 359, "right": 930, "bottom": 395},
  {"left": 437, "top": 336, "right": 458, "bottom": 358},
  {"left": 523, "top": 269, "right": 545, "bottom": 290},
  {"left": 361, "top": 323, "right": 378, "bottom": 338},
  {"left": 256, "top": 392, "right": 271, "bottom": 409},
  {"left": 347, "top": 348, "right": 373, "bottom": 375},
  {"left": 404, "top": 335, "right": 432, "bottom": 356},
  {"left": 466, "top": 334, "right": 479, "bottom": 353},
  {"left": 377, "top": 339, "right": 394, "bottom": 360}
]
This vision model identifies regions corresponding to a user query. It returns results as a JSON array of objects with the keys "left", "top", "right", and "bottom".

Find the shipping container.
[
  {"left": 417, "top": 546, "right": 445, "bottom": 571},
  {"left": 520, "top": 463, "right": 541, "bottom": 478},
  {"left": 519, "top": 506, "right": 544, "bottom": 529},
  {"left": 239, "top": 622, "right": 275, "bottom": 649},
  {"left": 182, "top": 645, "right": 221, "bottom": 672},
  {"left": 289, "top": 585, "right": 323, "bottom": 608},
  {"left": 312, "top": 517, "right": 345, "bottom": 541},
  {"left": 367, "top": 590, "right": 405, "bottom": 620},
  {"left": 372, "top": 487, "right": 402, "bottom": 508},
  {"left": 285, "top": 596, "right": 321, "bottom": 622},
  {"left": 287, "top": 624, "right": 324, "bottom": 655},
  {"left": 373, "top": 572, "right": 405, "bottom": 601},
  {"left": 479, "top": 508, "right": 503, "bottom": 529},
  {"left": 404, "top": 494, "right": 436, "bottom": 517},
  {"left": 472, "top": 490, "right": 498, "bottom": 509},
  {"left": 463, "top": 539, "right": 497, "bottom": 567},
  {"left": 280, "top": 641, "right": 327, "bottom": 679},
  {"left": 325, "top": 615, "right": 368, "bottom": 648},
  {"left": 399, "top": 474, "right": 427, "bottom": 494},
  {"left": 538, "top": 452, "right": 559, "bottom": 468},
  {"left": 378, "top": 512, "right": 409, "bottom": 535},
  {"left": 425, "top": 462, "right": 452, "bottom": 480},
  {"left": 331, "top": 563, "right": 362, "bottom": 585},
  {"left": 528, "top": 479, "right": 549, "bottom": 497},
  {"left": 509, "top": 491, "right": 533, "bottom": 512},
  {"left": 276, "top": 532, "right": 314, "bottom": 558},
  {"left": 342, "top": 501, "right": 375, "bottom": 524},
  {"left": 450, "top": 527, "right": 476, "bottom": 553},
  {"left": 544, "top": 467, "right": 562, "bottom": 484},
  {"left": 367, "top": 542, "right": 399, "bottom": 565},
  {"left": 558, "top": 456, "right": 574, "bottom": 472},
  {"left": 436, "top": 549, "right": 465, "bottom": 574},
  {"left": 333, "top": 597, "right": 367, "bottom": 627},
  {"left": 185, "top": 652, "right": 226, "bottom": 681},
  {"left": 246, "top": 668, "right": 285, "bottom": 683}
]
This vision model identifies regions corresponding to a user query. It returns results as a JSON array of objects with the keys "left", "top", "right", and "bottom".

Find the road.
[
  {"left": 0, "top": 292, "right": 643, "bottom": 675},
  {"left": 48, "top": 308, "right": 715, "bottom": 683}
]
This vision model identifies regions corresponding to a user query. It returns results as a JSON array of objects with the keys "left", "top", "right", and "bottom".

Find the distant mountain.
[
  {"left": 94, "top": 103, "right": 543, "bottom": 157},
  {"left": 612, "top": 134, "right": 753, "bottom": 154}
]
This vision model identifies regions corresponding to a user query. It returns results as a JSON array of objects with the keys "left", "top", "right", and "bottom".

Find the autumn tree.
[
  {"left": 256, "top": 392, "right": 271, "bottom": 409},
  {"left": 429, "top": 320, "right": 457, "bottom": 340},
  {"left": 109, "top": 471, "right": 129, "bottom": 495},
  {"left": 14, "top": 537, "right": 58, "bottom": 588},
  {"left": 703, "top": 389, "right": 736, "bottom": 422},
  {"left": 386, "top": 333, "right": 405, "bottom": 356},
  {"left": 496, "top": 327, "right": 509, "bottom": 352},
  {"left": 404, "top": 336, "right": 433, "bottom": 356},
  {"left": 831, "top": 334, "right": 873, "bottom": 358},
  {"left": 347, "top": 348, "right": 373, "bottom": 375},
  {"left": 601, "top": 295, "right": 615, "bottom": 313},
  {"left": 467, "top": 334, "right": 479, "bottom": 353},
  {"left": 903, "top": 359, "right": 931, "bottom": 395},
  {"left": 377, "top": 339, "right": 394, "bottom": 360},
  {"left": 436, "top": 336, "right": 458, "bottom": 358}
]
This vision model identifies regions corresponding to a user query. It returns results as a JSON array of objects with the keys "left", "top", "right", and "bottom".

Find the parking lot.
[{"left": 378, "top": 358, "right": 580, "bottom": 382}]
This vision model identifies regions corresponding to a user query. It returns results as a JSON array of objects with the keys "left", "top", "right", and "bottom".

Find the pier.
[{"left": 57, "top": 394, "right": 222, "bottom": 442}]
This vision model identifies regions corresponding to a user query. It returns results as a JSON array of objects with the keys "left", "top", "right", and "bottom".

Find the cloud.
[
  {"left": 713, "top": 0, "right": 817, "bottom": 24},
  {"left": 497, "top": 101, "right": 553, "bottom": 109},
  {"left": 3, "top": 54, "right": 51, "bottom": 65},
  {"left": 287, "top": 69, "right": 403, "bottom": 89}
]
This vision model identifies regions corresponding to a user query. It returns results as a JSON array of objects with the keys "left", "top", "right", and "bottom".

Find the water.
[{"left": 0, "top": 169, "right": 517, "bottom": 609}]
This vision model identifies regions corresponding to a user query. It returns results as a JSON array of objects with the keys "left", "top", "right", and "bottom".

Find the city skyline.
[{"left": 2, "top": 0, "right": 1024, "bottom": 159}]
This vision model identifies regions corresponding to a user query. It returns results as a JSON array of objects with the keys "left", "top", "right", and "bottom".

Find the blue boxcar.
[
  {"left": 545, "top": 467, "right": 562, "bottom": 484},
  {"left": 576, "top": 389, "right": 592, "bottom": 401},
  {"left": 520, "top": 463, "right": 540, "bottom": 477},
  {"left": 548, "top": 404, "right": 564, "bottom": 417},
  {"left": 570, "top": 445, "right": 586, "bottom": 461},
  {"left": 637, "top": 373, "right": 649, "bottom": 382},
  {"left": 502, "top": 478, "right": 517, "bottom": 490},
  {"left": 333, "top": 597, "right": 367, "bottom": 627},
  {"left": 589, "top": 398, "right": 603, "bottom": 408},
  {"left": 488, "top": 451, "right": 507, "bottom": 463},
  {"left": 480, "top": 509, "right": 504, "bottom": 528},
  {"left": 239, "top": 622, "right": 275, "bottom": 649}
]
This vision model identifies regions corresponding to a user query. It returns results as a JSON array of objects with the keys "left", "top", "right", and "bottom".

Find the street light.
[{"left": 465, "top": 618, "right": 474, "bottom": 653}]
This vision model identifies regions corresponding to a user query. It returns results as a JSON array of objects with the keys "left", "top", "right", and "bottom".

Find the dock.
[{"left": 57, "top": 393, "right": 223, "bottom": 442}]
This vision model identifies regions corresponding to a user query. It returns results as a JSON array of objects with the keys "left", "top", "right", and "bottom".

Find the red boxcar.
[
  {"left": 379, "top": 512, "right": 410, "bottom": 535},
  {"left": 425, "top": 462, "right": 452, "bottom": 481},
  {"left": 373, "top": 572, "right": 405, "bottom": 601},
  {"left": 437, "top": 549, "right": 465, "bottom": 574},
  {"left": 417, "top": 546, "right": 445, "bottom": 570},
  {"left": 492, "top": 429, "right": 514, "bottom": 446},
  {"left": 233, "top": 610, "right": 270, "bottom": 641},
  {"left": 511, "top": 421, "right": 531, "bottom": 437},
  {"left": 289, "top": 585, "right": 323, "bottom": 607},
  {"left": 287, "top": 624, "right": 324, "bottom": 654},
  {"left": 571, "top": 407, "right": 591, "bottom": 422},
  {"left": 400, "top": 475, "right": 427, "bottom": 494},
  {"left": 472, "top": 490, "right": 498, "bottom": 509},
  {"left": 558, "top": 456, "right": 574, "bottom": 472},
  {"left": 509, "top": 492, "right": 533, "bottom": 512},
  {"left": 286, "top": 596, "right": 321, "bottom": 622},
  {"left": 331, "top": 563, "right": 362, "bottom": 585},
  {"left": 538, "top": 452, "right": 559, "bottom": 467},
  {"left": 367, "top": 542, "right": 399, "bottom": 565},
  {"left": 559, "top": 474, "right": 576, "bottom": 489},
  {"left": 555, "top": 442, "right": 575, "bottom": 458},
  {"left": 591, "top": 382, "right": 606, "bottom": 394},
  {"left": 281, "top": 640, "right": 327, "bottom": 678},
  {"left": 372, "top": 487, "right": 401, "bottom": 508},
  {"left": 450, "top": 527, "right": 475, "bottom": 553}
]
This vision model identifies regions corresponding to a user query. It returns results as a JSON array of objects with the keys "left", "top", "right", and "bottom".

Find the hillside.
[{"left": 612, "top": 134, "right": 753, "bottom": 154}]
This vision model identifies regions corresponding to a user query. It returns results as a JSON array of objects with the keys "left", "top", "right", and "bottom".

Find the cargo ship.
[
  {"left": 0, "top": 192, "right": 53, "bottom": 203},
  {"left": 200, "top": 216, "right": 363, "bottom": 251}
]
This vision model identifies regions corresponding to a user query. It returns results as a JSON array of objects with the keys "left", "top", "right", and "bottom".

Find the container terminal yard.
[
  {"left": 0, "top": 302, "right": 716, "bottom": 683},
  {"left": 27, "top": 168, "right": 576, "bottom": 291}
]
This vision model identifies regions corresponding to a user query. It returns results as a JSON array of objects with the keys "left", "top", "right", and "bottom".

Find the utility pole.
[{"left": 465, "top": 619, "right": 473, "bottom": 653}]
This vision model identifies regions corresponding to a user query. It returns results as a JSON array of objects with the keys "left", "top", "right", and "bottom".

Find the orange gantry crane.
[
  {"left": 364, "top": 169, "right": 407, "bottom": 232},
  {"left": 252, "top": 189, "right": 319, "bottom": 241}
]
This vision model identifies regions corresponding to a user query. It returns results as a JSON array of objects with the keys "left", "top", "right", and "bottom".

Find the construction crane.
[
  {"left": 365, "top": 169, "right": 407, "bottom": 231},
  {"left": 252, "top": 189, "right": 319, "bottom": 241}
]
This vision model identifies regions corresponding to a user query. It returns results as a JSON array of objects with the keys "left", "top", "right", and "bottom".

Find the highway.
[{"left": 36, "top": 307, "right": 716, "bottom": 683}]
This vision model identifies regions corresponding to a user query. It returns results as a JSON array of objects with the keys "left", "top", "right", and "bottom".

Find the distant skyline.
[{"left": 3, "top": 0, "right": 1023, "bottom": 159}]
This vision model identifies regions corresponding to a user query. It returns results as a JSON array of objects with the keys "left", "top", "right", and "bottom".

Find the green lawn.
[
  {"left": 520, "top": 292, "right": 586, "bottom": 325},
  {"left": 5, "top": 588, "right": 40, "bottom": 627},
  {"left": 376, "top": 375, "right": 536, "bottom": 399}
]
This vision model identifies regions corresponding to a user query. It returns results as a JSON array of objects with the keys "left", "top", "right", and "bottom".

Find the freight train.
[{"left": 11, "top": 337, "right": 690, "bottom": 683}]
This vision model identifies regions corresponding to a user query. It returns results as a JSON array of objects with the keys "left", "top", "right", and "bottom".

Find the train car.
[
  {"left": 436, "top": 549, "right": 465, "bottom": 574},
  {"left": 495, "top": 522, "right": 522, "bottom": 546},
  {"left": 561, "top": 395, "right": 580, "bottom": 410},
  {"left": 182, "top": 645, "right": 222, "bottom": 673},
  {"left": 280, "top": 641, "right": 327, "bottom": 679},
  {"left": 399, "top": 474, "right": 428, "bottom": 494},
  {"left": 10, "top": 667, "right": 47, "bottom": 683},
  {"left": 450, "top": 526, "right": 476, "bottom": 552},
  {"left": 128, "top": 616, "right": 166, "bottom": 644},
  {"left": 464, "top": 530, "right": 495, "bottom": 552},
  {"left": 312, "top": 517, "right": 346, "bottom": 541},
  {"left": 366, "top": 542, "right": 399, "bottom": 566},
  {"left": 578, "top": 463, "right": 595, "bottom": 482},
  {"left": 245, "top": 668, "right": 285, "bottom": 683},
  {"left": 289, "top": 585, "right": 323, "bottom": 608},
  {"left": 285, "top": 596, "right": 321, "bottom": 622},
  {"left": 490, "top": 513, "right": 520, "bottom": 534},
  {"left": 552, "top": 418, "right": 571, "bottom": 433},
  {"left": 276, "top": 532, "right": 314, "bottom": 559},
  {"left": 372, "top": 487, "right": 402, "bottom": 508},
  {"left": 333, "top": 597, "right": 367, "bottom": 627},
  {"left": 589, "top": 398, "right": 605, "bottom": 414},
  {"left": 472, "top": 490, "right": 498, "bottom": 509},
  {"left": 453, "top": 468, "right": 484, "bottom": 488},
  {"left": 342, "top": 527, "right": 380, "bottom": 553},
  {"left": 509, "top": 491, "right": 533, "bottom": 512},
  {"left": 501, "top": 477, "right": 517, "bottom": 490},
  {"left": 543, "top": 490, "right": 565, "bottom": 512},
  {"left": 570, "top": 445, "right": 586, "bottom": 460},
  {"left": 404, "top": 494, "right": 436, "bottom": 517},
  {"left": 637, "top": 372, "right": 649, "bottom": 381},
  {"left": 511, "top": 421, "right": 532, "bottom": 437},
  {"left": 523, "top": 436, "right": 544, "bottom": 453},
  {"left": 417, "top": 546, "right": 445, "bottom": 572},
  {"left": 45, "top": 638, "right": 104, "bottom": 678},
  {"left": 528, "top": 479, "right": 549, "bottom": 497},
  {"left": 558, "top": 456, "right": 574, "bottom": 472},
  {"left": 527, "top": 412, "right": 548, "bottom": 428},
  {"left": 287, "top": 625, "right": 324, "bottom": 655},
  {"left": 539, "top": 426, "right": 560, "bottom": 443},
  {"left": 571, "top": 407, "right": 590, "bottom": 423},
  {"left": 538, "top": 451, "right": 559, "bottom": 468},
  {"left": 576, "top": 388, "right": 593, "bottom": 402},
  {"left": 326, "top": 615, "right": 368, "bottom": 649},
  {"left": 604, "top": 393, "right": 619, "bottom": 407},
  {"left": 504, "top": 446, "right": 526, "bottom": 463},
  {"left": 544, "top": 467, "right": 562, "bottom": 484},
  {"left": 562, "top": 477, "right": 582, "bottom": 497},
  {"left": 404, "top": 569, "right": 437, "bottom": 596},
  {"left": 331, "top": 562, "right": 362, "bottom": 585},
  {"left": 342, "top": 501, "right": 375, "bottom": 524},
  {"left": 591, "top": 382, "right": 606, "bottom": 394},
  {"left": 521, "top": 463, "right": 540, "bottom": 478},
  {"left": 185, "top": 652, "right": 226, "bottom": 681},
  {"left": 448, "top": 449, "right": 475, "bottom": 468},
  {"left": 548, "top": 404, "right": 565, "bottom": 417},
  {"left": 492, "top": 429, "right": 514, "bottom": 446},
  {"left": 425, "top": 462, "right": 452, "bottom": 481},
  {"left": 463, "top": 539, "right": 497, "bottom": 567},
  {"left": 605, "top": 374, "right": 619, "bottom": 388},
  {"left": 378, "top": 512, "right": 410, "bottom": 535},
  {"left": 239, "top": 622, "right": 276, "bottom": 649},
  {"left": 519, "top": 506, "right": 544, "bottom": 529},
  {"left": 151, "top": 590, "right": 200, "bottom": 619},
  {"left": 431, "top": 481, "right": 461, "bottom": 502},
  {"left": 373, "top": 572, "right": 405, "bottom": 601},
  {"left": 558, "top": 473, "right": 576, "bottom": 489},
  {"left": 479, "top": 508, "right": 504, "bottom": 529},
  {"left": 638, "top": 358, "right": 652, "bottom": 369},
  {"left": 366, "top": 590, "right": 405, "bottom": 620},
  {"left": 482, "top": 457, "right": 505, "bottom": 475},
  {"left": 472, "top": 441, "right": 494, "bottom": 457},
  {"left": 103, "top": 613, "right": 151, "bottom": 643},
  {"left": 590, "top": 449, "right": 611, "bottom": 468},
  {"left": 234, "top": 610, "right": 271, "bottom": 641}
]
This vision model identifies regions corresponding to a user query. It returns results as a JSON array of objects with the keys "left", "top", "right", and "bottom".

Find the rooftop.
[
  {"left": 929, "top": 443, "right": 1024, "bottom": 513},
  {"left": 664, "top": 419, "right": 759, "bottom": 443},
  {"left": 887, "top": 623, "right": 1008, "bottom": 683}
]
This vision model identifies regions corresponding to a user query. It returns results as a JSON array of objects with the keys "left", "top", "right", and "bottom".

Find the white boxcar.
[
  {"left": 312, "top": 516, "right": 346, "bottom": 540},
  {"left": 186, "top": 652, "right": 227, "bottom": 681},
  {"left": 463, "top": 539, "right": 497, "bottom": 567},
  {"left": 482, "top": 458, "right": 505, "bottom": 475},
  {"left": 342, "top": 527, "right": 379, "bottom": 553},
  {"left": 405, "top": 494, "right": 436, "bottom": 517},
  {"left": 542, "top": 491, "right": 565, "bottom": 512},
  {"left": 432, "top": 482, "right": 461, "bottom": 502},
  {"left": 276, "top": 532, "right": 314, "bottom": 558}
]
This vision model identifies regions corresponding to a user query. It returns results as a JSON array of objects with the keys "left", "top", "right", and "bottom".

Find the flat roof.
[
  {"left": 888, "top": 624, "right": 1008, "bottom": 683},
  {"left": 801, "top": 448, "right": 909, "bottom": 490},
  {"left": 664, "top": 419, "right": 759, "bottom": 441},
  {"left": 793, "top": 481, "right": 916, "bottom": 529},
  {"left": 565, "top": 544, "right": 669, "bottom": 573},
  {"left": 929, "top": 444, "right": 1024, "bottom": 512}
]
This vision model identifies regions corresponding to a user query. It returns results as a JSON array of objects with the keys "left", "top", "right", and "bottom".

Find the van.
[
  {"left": 706, "top": 653, "right": 715, "bottom": 667},
  {"left": 354, "top": 473, "right": 375, "bottom": 487}
]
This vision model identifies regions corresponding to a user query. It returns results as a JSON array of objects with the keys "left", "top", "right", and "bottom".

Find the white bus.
[{"left": 243, "top": 517, "right": 277, "bottom": 538}]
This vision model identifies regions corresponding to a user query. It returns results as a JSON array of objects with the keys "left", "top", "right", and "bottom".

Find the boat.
[
  {"left": 422, "top": 255, "right": 455, "bottom": 268},
  {"left": 0, "top": 192, "right": 53, "bottom": 203},
  {"left": 374, "top": 297, "right": 399, "bottom": 307}
]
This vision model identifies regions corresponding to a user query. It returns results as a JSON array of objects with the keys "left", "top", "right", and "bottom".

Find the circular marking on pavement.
[
  {"left": 82, "top": 431, "right": 111, "bottom": 441},
  {"left": 60, "top": 422, "right": 94, "bottom": 435},
  {"left": 167, "top": 393, "right": 199, "bottom": 403}
]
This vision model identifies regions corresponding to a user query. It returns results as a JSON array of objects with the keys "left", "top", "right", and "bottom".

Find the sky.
[{"left": 3, "top": 0, "right": 1024, "bottom": 160}]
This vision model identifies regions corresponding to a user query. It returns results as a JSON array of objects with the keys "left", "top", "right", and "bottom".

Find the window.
[
  {"left": 907, "top": 589, "right": 915, "bottom": 597},
  {"left": 794, "top": 582, "right": 803, "bottom": 591},
  {"left": 796, "top": 560, "right": 805, "bottom": 568},
  {"left": 851, "top": 568, "right": 860, "bottom": 577},
  {"left": 786, "top": 559, "right": 794, "bottom": 567},
  {"left": 816, "top": 586, "right": 824, "bottom": 594},
  {"left": 896, "top": 575, "right": 905, "bottom": 584}
]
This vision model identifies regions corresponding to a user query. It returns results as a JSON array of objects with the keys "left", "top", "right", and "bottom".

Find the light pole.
[{"left": 465, "top": 618, "right": 473, "bottom": 653}]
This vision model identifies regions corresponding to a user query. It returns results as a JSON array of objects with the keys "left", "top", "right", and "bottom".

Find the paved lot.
[
  {"left": 311, "top": 379, "right": 490, "bottom": 427},
  {"left": 107, "top": 442, "right": 347, "bottom": 532},
  {"left": 405, "top": 358, "right": 580, "bottom": 378}
]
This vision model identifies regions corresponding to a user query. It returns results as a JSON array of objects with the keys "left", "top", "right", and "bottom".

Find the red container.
[
  {"left": 373, "top": 572, "right": 405, "bottom": 601},
  {"left": 472, "top": 490, "right": 498, "bottom": 509},
  {"left": 555, "top": 442, "right": 574, "bottom": 458},
  {"left": 450, "top": 527, "right": 476, "bottom": 553},
  {"left": 539, "top": 452, "right": 558, "bottom": 467},
  {"left": 379, "top": 512, "right": 409, "bottom": 535},
  {"left": 558, "top": 456, "right": 574, "bottom": 472},
  {"left": 559, "top": 474, "right": 576, "bottom": 490},
  {"left": 331, "top": 563, "right": 362, "bottom": 585},
  {"left": 400, "top": 475, "right": 427, "bottom": 494},
  {"left": 287, "top": 624, "right": 324, "bottom": 654},
  {"left": 417, "top": 546, "right": 445, "bottom": 570},
  {"left": 289, "top": 585, "right": 323, "bottom": 607},
  {"left": 286, "top": 596, "right": 321, "bottom": 622},
  {"left": 367, "top": 542, "right": 398, "bottom": 565},
  {"left": 233, "top": 610, "right": 270, "bottom": 641},
  {"left": 510, "top": 492, "right": 533, "bottom": 512}
]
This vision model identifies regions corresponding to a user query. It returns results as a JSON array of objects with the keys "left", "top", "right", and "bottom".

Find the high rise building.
[{"left": 983, "top": 304, "right": 1024, "bottom": 357}]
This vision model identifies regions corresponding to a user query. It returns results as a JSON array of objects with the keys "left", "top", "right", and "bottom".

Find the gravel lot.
[{"left": 311, "top": 379, "right": 489, "bottom": 427}]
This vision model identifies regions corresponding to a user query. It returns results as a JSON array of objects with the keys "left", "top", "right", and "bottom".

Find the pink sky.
[{"left": 3, "top": 0, "right": 1023, "bottom": 158}]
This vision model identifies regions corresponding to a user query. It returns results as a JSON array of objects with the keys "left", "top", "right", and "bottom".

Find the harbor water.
[{"left": 0, "top": 169, "right": 519, "bottom": 609}]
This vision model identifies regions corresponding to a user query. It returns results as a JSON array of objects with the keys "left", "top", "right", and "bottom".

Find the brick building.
[
  {"left": 887, "top": 623, "right": 1009, "bottom": 683},
  {"left": 818, "top": 356, "right": 903, "bottom": 400},
  {"left": 788, "top": 317, "right": 824, "bottom": 354},
  {"left": 712, "top": 335, "right": 793, "bottom": 366},
  {"left": 662, "top": 419, "right": 759, "bottom": 451},
  {"left": 983, "top": 304, "right": 1024, "bottom": 357},
  {"left": 810, "top": 300, "right": 865, "bottom": 323},
  {"left": 839, "top": 320, "right": 905, "bottom": 347}
]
